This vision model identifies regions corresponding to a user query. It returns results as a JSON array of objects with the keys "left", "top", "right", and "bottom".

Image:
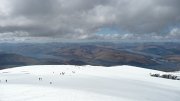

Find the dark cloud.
[
  {"left": 11, "top": 0, "right": 58, "bottom": 16},
  {"left": 0, "top": 0, "right": 180, "bottom": 42}
]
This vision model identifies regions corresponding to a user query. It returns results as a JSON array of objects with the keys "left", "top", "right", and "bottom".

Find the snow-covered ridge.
[{"left": 0, "top": 65, "right": 180, "bottom": 101}]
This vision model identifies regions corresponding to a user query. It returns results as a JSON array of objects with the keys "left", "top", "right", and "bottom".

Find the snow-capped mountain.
[{"left": 0, "top": 65, "right": 180, "bottom": 101}]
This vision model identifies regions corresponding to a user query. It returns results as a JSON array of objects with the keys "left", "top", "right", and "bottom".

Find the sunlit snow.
[{"left": 0, "top": 65, "right": 180, "bottom": 101}]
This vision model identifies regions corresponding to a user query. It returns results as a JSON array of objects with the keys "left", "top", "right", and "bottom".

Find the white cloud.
[
  {"left": 0, "top": 0, "right": 180, "bottom": 42},
  {"left": 169, "top": 28, "right": 180, "bottom": 36},
  {"left": 0, "top": 0, "right": 12, "bottom": 16}
]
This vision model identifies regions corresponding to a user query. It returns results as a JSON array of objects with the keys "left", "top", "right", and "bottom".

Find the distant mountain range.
[
  {"left": 49, "top": 45, "right": 156, "bottom": 66},
  {"left": 0, "top": 53, "right": 40, "bottom": 69},
  {"left": 0, "top": 42, "right": 180, "bottom": 71}
]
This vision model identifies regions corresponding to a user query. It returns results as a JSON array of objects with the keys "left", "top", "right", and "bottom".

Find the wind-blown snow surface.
[{"left": 0, "top": 65, "right": 180, "bottom": 101}]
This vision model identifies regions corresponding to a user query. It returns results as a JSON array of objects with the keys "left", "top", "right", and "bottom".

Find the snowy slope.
[{"left": 0, "top": 65, "right": 180, "bottom": 101}]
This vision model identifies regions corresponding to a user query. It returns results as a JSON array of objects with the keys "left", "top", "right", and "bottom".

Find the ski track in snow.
[{"left": 0, "top": 65, "right": 180, "bottom": 101}]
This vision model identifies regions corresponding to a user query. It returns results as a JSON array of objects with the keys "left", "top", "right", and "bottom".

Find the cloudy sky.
[{"left": 0, "top": 0, "right": 180, "bottom": 42}]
